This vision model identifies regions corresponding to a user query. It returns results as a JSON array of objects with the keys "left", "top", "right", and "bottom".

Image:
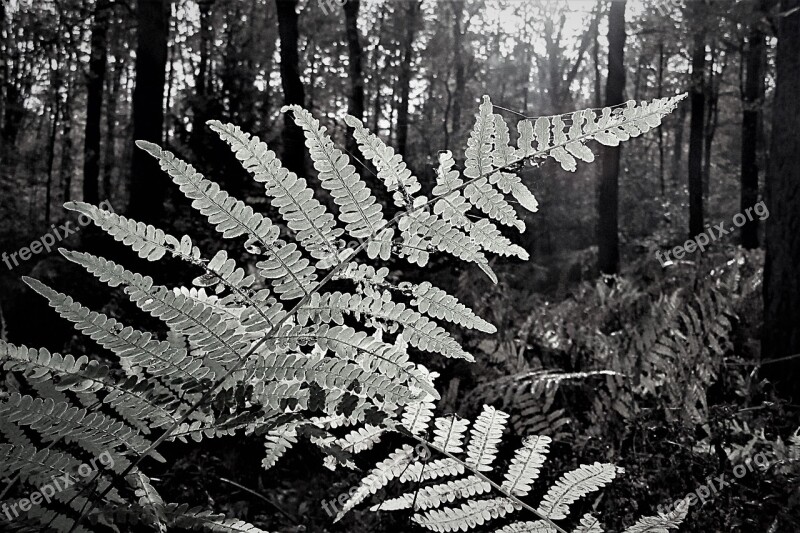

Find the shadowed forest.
[{"left": 0, "top": 0, "right": 799, "bottom": 532}]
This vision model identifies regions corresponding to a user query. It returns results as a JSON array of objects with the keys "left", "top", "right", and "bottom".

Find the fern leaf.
[
  {"left": 432, "top": 416, "right": 470, "bottom": 454},
  {"left": 465, "top": 405, "right": 508, "bottom": 472},
  {"left": 262, "top": 424, "right": 298, "bottom": 470},
  {"left": 56, "top": 253, "right": 249, "bottom": 367},
  {"left": 501, "top": 435, "right": 551, "bottom": 497},
  {"left": 373, "top": 475, "right": 491, "bottom": 511},
  {"left": 412, "top": 497, "right": 516, "bottom": 532},
  {"left": 516, "top": 95, "right": 685, "bottom": 172},
  {"left": 334, "top": 445, "right": 417, "bottom": 521},
  {"left": 536, "top": 462, "right": 622, "bottom": 520},
  {"left": 401, "top": 396, "right": 436, "bottom": 436},
  {"left": 165, "top": 503, "right": 271, "bottom": 533},
  {"left": 21, "top": 278, "right": 214, "bottom": 389},
  {"left": 300, "top": 291, "right": 472, "bottom": 360},
  {"left": 284, "top": 105, "right": 386, "bottom": 239},
  {"left": 136, "top": 140, "right": 317, "bottom": 299},
  {"left": 573, "top": 513, "right": 604, "bottom": 533},
  {"left": 496, "top": 521, "right": 558, "bottom": 533},
  {"left": 0, "top": 393, "right": 158, "bottom": 459},
  {"left": 621, "top": 506, "right": 688, "bottom": 533},
  {"left": 404, "top": 281, "right": 496, "bottom": 334},
  {"left": 344, "top": 114, "right": 421, "bottom": 207},
  {"left": 208, "top": 120, "right": 343, "bottom": 268},
  {"left": 398, "top": 458, "right": 465, "bottom": 483}
]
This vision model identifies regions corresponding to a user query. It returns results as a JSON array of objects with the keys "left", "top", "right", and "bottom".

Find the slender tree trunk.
[
  {"left": 657, "top": 40, "right": 665, "bottom": 195},
  {"left": 592, "top": 7, "right": 602, "bottom": 108},
  {"left": 343, "top": 0, "right": 364, "bottom": 163},
  {"left": 396, "top": 0, "right": 420, "bottom": 159},
  {"left": 103, "top": 28, "right": 122, "bottom": 201},
  {"left": 688, "top": 29, "right": 706, "bottom": 238},
  {"left": 598, "top": 0, "right": 625, "bottom": 275},
  {"left": 276, "top": 0, "right": 305, "bottom": 176},
  {"left": 740, "top": 2, "right": 766, "bottom": 249},
  {"left": 60, "top": 58, "right": 75, "bottom": 202},
  {"left": 191, "top": 0, "right": 214, "bottom": 156},
  {"left": 450, "top": 0, "right": 465, "bottom": 142},
  {"left": 128, "top": 0, "right": 170, "bottom": 221},
  {"left": 83, "top": 0, "right": 111, "bottom": 205},
  {"left": 762, "top": 0, "right": 800, "bottom": 400}
]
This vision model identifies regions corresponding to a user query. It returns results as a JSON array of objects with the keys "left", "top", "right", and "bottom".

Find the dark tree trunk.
[
  {"left": 103, "top": 27, "right": 123, "bottom": 201},
  {"left": 450, "top": 0, "right": 465, "bottom": 143},
  {"left": 128, "top": 0, "right": 170, "bottom": 222},
  {"left": 275, "top": 0, "right": 306, "bottom": 176},
  {"left": 396, "top": 0, "right": 420, "bottom": 159},
  {"left": 688, "top": 30, "right": 706, "bottom": 238},
  {"left": 343, "top": 0, "right": 364, "bottom": 161},
  {"left": 762, "top": 0, "right": 800, "bottom": 400},
  {"left": 83, "top": 0, "right": 111, "bottom": 205},
  {"left": 597, "top": 0, "right": 625, "bottom": 276},
  {"left": 657, "top": 40, "right": 665, "bottom": 194},
  {"left": 740, "top": 2, "right": 767, "bottom": 249},
  {"left": 191, "top": 0, "right": 214, "bottom": 157}
]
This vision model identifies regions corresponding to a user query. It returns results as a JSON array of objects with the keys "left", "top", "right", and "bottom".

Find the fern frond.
[
  {"left": 165, "top": 503, "right": 271, "bottom": 533},
  {"left": 401, "top": 396, "right": 436, "bottom": 436},
  {"left": 208, "top": 120, "right": 343, "bottom": 268},
  {"left": 536, "top": 463, "right": 622, "bottom": 520},
  {"left": 404, "top": 281, "right": 496, "bottom": 334},
  {"left": 136, "top": 141, "right": 317, "bottom": 299},
  {"left": 398, "top": 458, "right": 465, "bottom": 483},
  {"left": 465, "top": 405, "right": 508, "bottom": 472},
  {"left": 21, "top": 278, "right": 214, "bottom": 389},
  {"left": 344, "top": 114, "right": 421, "bottom": 208},
  {"left": 432, "top": 416, "right": 471, "bottom": 454},
  {"left": 496, "top": 521, "right": 558, "bottom": 533},
  {"left": 0, "top": 394, "right": 157, "bottom": 458},
  {"left": 622, "top": 506, "right": 688, "bottom": 533},
  {"left": 284, "top": 105, "right": 386, "bottom": 239},
  {"left": 464, "top": 96, "right": 523, "bottom": 231},
  {"left": 334, "top": 445, "right": 417, "bottom": 521},
  {"left": 55, "top": 253, "right": 249, "bottom": 368},
  {"left": 412, "top": 497, "right": 516, "bottom": 532},
  {"left": 573, "top": 513, "right": 604, "bottom": 533},
  {"left": 515, "top": 96, "right": 685, "bottom": 172},
  {"left": 501, "top": 435, "right": 551, "bottom": 497},
  {"left": 299, "top": 291, "right": 472, "bottom": 360},
  {"left": 374, "top": 475, "right": 491, "bottom": 511}
]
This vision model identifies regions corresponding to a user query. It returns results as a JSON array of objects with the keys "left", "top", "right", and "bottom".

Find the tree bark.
[
  {"left": 688, "top": 29, "right": 706, "bottom": 238},
  {"left": 343, "top": 0, "right": 364, "bottom": 162},
  {"left": 128, "top": 0, "right": 170, "bottom": 222},
  {"left": 83, "top": 0, "right": 111, "bottom": 205},
  {"left": 191, "top": 0, "right": 214, "bottom": 156},
  {"left": 740, "top": 1, "right": 767, "bottom": 249},
  {"left": 275, "top": 0, "right": 305, "bottom": 176},
  {"left": 762, "top": 0, "right": 800, "bottom": 400},
  {"left": 450, "top": 0, "right": 466, "bottom": 143},
  {"left": 597, "top": 0, "right": 625, "bottom": 276},
  {"left": 396, "top": 0, "right": 420, "bottom": 159}
]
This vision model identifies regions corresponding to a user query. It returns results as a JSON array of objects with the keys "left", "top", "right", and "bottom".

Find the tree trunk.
[
  {"left": 276, "top": 0, "right": 305, "bottom": 176},
  {"left": 396, "top": 0, "right": 420, "bottom": 159},
  {"left": 191, "top": 0, "right": 214, "bottom": 156},
  {"left": 83, "top": 0, "right": 111, "bottom": 205},
  {"left": 128, "top": 0, "right": 170, "bottom": 222},
  {"left": 343, "top": 0, "right": 364, "bottom": 162},
  {"left": 762, "top": 0, "right": 800, "bottom": 400},
  {"left": 740, "top": 2, "right": 767, "bottom": 249},
  {"left": 450, "top": 0, "right": 465, "bottom": 143},
  {"left": 688, "top": 29, "right": 706, "bottom": 238},
  {"left": 657, "top": 40, "right": 665, "bottom": 195},
  {"left": 103, "top": 25, "right": 123, "bottom": 201},
  {"left": 597, "top": 0, "right": 626, "bottom": 276}
]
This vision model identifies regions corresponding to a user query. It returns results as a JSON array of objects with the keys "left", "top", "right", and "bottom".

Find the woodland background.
[{"left": 1, "top": 0, "right": 800, "bottom": 531}]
